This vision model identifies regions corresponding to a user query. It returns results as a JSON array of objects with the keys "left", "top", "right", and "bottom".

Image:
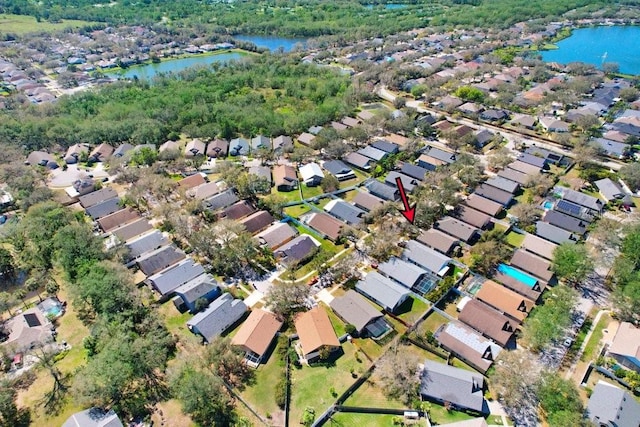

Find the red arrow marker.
[{"left": 395, "top": 176, "right": 416, "bottom": 224}]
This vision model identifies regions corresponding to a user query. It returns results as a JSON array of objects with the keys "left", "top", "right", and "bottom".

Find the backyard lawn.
[
  {"left": 581, "top": 313, "right": 611, "bottom": 362},
  {"left": 505, "top": 231, "right": 525, "bottom": 247},
  {"left": 330, "top": 412, "right": 428, "bottom": 427},
  {"left": 417, "top": 311, "right": 448, "bottom": 334},
  {"left": 395, "top": 296, "right": 430, "bottom": 325},
  {"left": 241, "top": 342, "right": 286, "bottom": 421},
  {"left": 323, "top": 303, "right": 347, "bottom": 337},
  {"left": 290, "top": 341, "right": 367, "bottom": 424},
  {"left": 283, "top": 205, "right": 310, "bottom": 218}
]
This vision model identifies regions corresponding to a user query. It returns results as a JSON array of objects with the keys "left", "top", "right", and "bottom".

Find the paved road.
[{"left": 377, "top": 86, "right": 624, "bottom": 171}]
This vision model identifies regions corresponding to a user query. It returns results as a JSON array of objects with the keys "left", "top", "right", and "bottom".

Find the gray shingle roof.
[
  {"left": 402, "top": 240, "right": 452, "bottom": 276},
  {"left": 557, "top": 187, "right": 604, "bottom": 212},
  {"left": 344, "top": 152, "right": 374, "bottom": 170},
  {"left": 516, "top": 152, "right": 546, "bottom": 168},
  {"left": 352, "top": 191, "right": 385, "bottom": 212},
  {"left": 595, "top": 178, "right": 626, "bottom": 202},
  {"left": 137, "top": 245, "right": 186, "bottom": 276},
  {"left": 365, "top": 180, "right": 399, "bottom": 201},
  {"left": 205, "top": 189, "right": 239, "bottom": 211},
  {"left": 229, "top": 138, "right": 250, "bottom": 156},
  {"left": 356, "top": 272, "right": 410, "bottom": 313},
  {"left": 323, "top": 160, "right": 355, "bottom": 180},
  {"left": 385, "top": 171, "right": 418, "bottom": 192},
  {"left": 474, "top": 184, "right": 513, "bottom": 206},
  {"left": 324, "top": 199, "right": 365, "bottom": 225},
  {"left": 535, "top": 221, "right": 577, "bottom": 245},
  {"left": 401, "top": 163, "right": 429, "bottom": 181},
  {"left": 147, "top": 259, "right": 205, "bottom": 295},
  {"left": 420, "top": 360, "right": 486, "bottom": 413},
  {"left": 587, "top": 380, "right": 640, "bottom": 427},
  {"left": 329, "top": 289, "right": 383, "bottom": 333},
  {"left": 85, "top": 197, "right": 121, "bottom": 220},
  {"left": 112, "top": 218, "right": 153, "bottom": 242},
  {"left": 274, "top": 234, "right": 319, "bottom": 264},
  {"left": 485, "top": 176, "right": 519, "bottom": 194},
  {"left": 174, "top": 273, "right": 219, "bottom": 306},
  {"left": 422, "top": 146, "right": 456, "bottom": 164},
  {"left": 416, "top": 229, "right": 459, "bottom": 255},
  {"left": 435, "top": 216, "right": 478, "bottom": 242},
  {"left": 453, "top": 206, "right": 491, "bottom": 230},
  {"left": 62, "top": 408, "right": 123, "bottom": 427},
  {"left": 125, "top": 230, "right": 168, "bottom": 261},
  {"left": 543, "top": 210, "right": 587, "bottom": 234},
  {"left": 79, "top": 187, "right": 118, "bottom": 208},
  {"left": 378, "top": 257, "right": 427, "bottom": 289},
  {"left": 371, "top": 139, "right": 400, "bottom": 154},
  {"left": 187, "top": 293, "right": 246, "bottom": 342},
  {"left": 357, "top": 145, "right": 388, "bottom": 161}
]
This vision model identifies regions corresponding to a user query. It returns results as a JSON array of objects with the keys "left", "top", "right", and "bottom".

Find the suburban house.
[
  {"left": 26, "top": 151, "right": 58, "bottom": 169},
  {"left": 344, "top": 152, "right": 374, "bottom": 171},
  {"left": 510, "top": 113, "right": 537, "bottom": 129},
  {"left": 62, "top": 408, "right": 123, "bottom": 427},
  {"left": 115, "top": 143, "right": 135, "bottom": 157},
  {"left": 516, "top": 152, "right": 546, "bottom": 169},
  {"left": 357, "top": 145, "right": 388, "bottom": 162},
  {"left": 205, "top": 189, "right": 240, "bottom": 212},
  {"left": 543, "top": 210, "right": 587, "bottom": 235},
  {"left": 1, "top": 308, "right": 54, "bottom": 352},
  {"left": 475, "top": 280, "right": 534, "bottom": 323},
  {"left": 297, "top": 132, "right": 316, "bottom": 146},
  {"left": 479, "top": 109, "right": 508, "bottom": 122},
  {"left": 124, "top": 230, "right": 168, "bottom": 263},
  {"left": 187, "top": 293, "right": 247, "bottom": 343},
  {"left": 474, "top": 184, "right": 513, "bottom": 207},
  {"left": 231, "top": 309, "right": 283, "bottom": 366},
  {"left": 239, "top": 210, "right": 274, "bottom": 234},
  {"left": 229, "top": 138, "right": 250, "bottom": 156},
  {"left": 497, "top": 168, "right": 530, "bottom": 186},
  {"left": 329, "top": 290, "right": 387, "bottom": 338},
  {"left": 305, "top": 212, "right": 344, "bottom": 241},
  {"left": 458, "top": 299, "right": 516, "bottom": 347},
  {"left": 464, "top": 194, "right": 503, "bottom": 217},
  {"left": 494, "top": 268, "right": 545, "bottom": 302},
  {"left": 507, "top": 160, "right": 541, "bottom": 176},
  {"left": 385, "top": 171, "right": 419, "bottom": 193},
  {"left": 221, "top": 200, "right": 256, "bottom": 221},
  {"left": 172, "top": 273, "right": 221, "bottom": 314},
  {"left": 524, "top": 146, "right": 563, "bottom": 164},
  {"left": 322, "top": 160, "right": 356, "bottom": 181},
  {"left": 206, "top": 139, "right": 229, "bottom": 158},
  {"left": 67, "top": 178, "right": 95, "bottom": 198},
  {"left": 586, "top": 381, "right": 640, "bottom": 427},
  {"left": 365, "top": 179, "right": 400, "bottom": 201},
  {"left": 184, "top": 139, "right": 205, "bottom": 157},
  {"left": 485, "top": 176, "right": 519, "bottom": 194},
  {"left": 509, "top": 249, "right": 555, "bottom": 283},
  {"left": 256, "top": 222, "right": 297, "bottom": 250},
  {"left": 422, "top": 146, "right": 456, "bottom": 165},
  {"left": 273, "top": 135, "right": 293, "bottom": 152},
  {"left": 416, "top": 229, "right": 459, "bottom": 255},
  {"left": 178, "top": 173, "right": 207, "bottom": 190},
  {"left": 356, "top": 272, "right": 411, "bottom": 313},
  {"left": 521, "top": 233, "right": 558, "bottom": 260},
  {"left": 371, "top": 139, "right": 400, "bottom": 154},
  {"left": 187, "top": 182, "right": 221, "bottom": 200},
  {"left": 593, "top": 137, "right": 628, "bottom": 159},
  {"left": 595, "top": 178, "right": 626, "bottom": 203},
  {"left": 453, "top": 206, "right": 491, "bottom": 230},
  {"left": 248, "top": 165, "right": 272, "bottom": 188},
  {"left": 64, "top": 143, "right": 90, "bottom": 164},
  {"left": 79, "top": 187, "right": 118, "bottom": 208},
  {"left": 557, "top": 187, "right": 604, "bottom": 215},
  {"left": 251, "top": 135, "right": 271, "bottom": 152},
  {"left": 539, "top": 117, "right": 570, "bottom": 133},
  {"left": 299, "top": 162, "right": 324, "bottom": 186},
  {"left": 324, "top": 199, "right": 365, "bottom": 225},
  {"left": 401, "top": 163, "right": 430, "bottom": 181},
  {"left": 88, "top": 143, "right": 114, "bottom": 163},
  {"left": 146, "top": 259, "right": 205, "bottom": 297},
  {"left": 434, "top": 216, "right": 479, "bottom": 244},
  {"left": 436, "top": 322, "right": 501, "bottom": 374},
  {"left": 378, "top": 257, "right": 429, "bottom": 290},
  {"left": 85, "top": 198, "right": 122, "bottom": 220},
  {"left": 294, "top": 307, "right": 341, "bottom": 363},
  {"left": 607, "top": 322, "right": 640, "bottom": 373},
  {"left": 273, "top": 165, "right": 298, "bottom": 192},
  {"left": 97, "top": 208, "right": 140, "bottom": 233},
  {"left": 402, "top": 240, "right": 452, "bottom": 277},
  {"left": 535, "top": 221, "right": 578, "bottom": 245},
  {"left": 136, "top": 245, "right": 186, "bottom": 276},
  {"left": 352, "top": 190, "right": 385, "bottom": 212},
  {"left": 420, "top": 360, "right": 488, "bottom": 414},
  {"left": 274, "top": 234, "right": 320, "bottom": 266},
  {"left": 111, "top": 218, "right": 153, "bottom": 242}
]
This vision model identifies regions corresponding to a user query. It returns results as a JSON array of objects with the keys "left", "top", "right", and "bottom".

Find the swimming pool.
[
  {"left": 497, "top": 264, "right": 538, "bottom": 287},
  {"left": 543, "top": 201, "right": 554, "bottom": 210}
]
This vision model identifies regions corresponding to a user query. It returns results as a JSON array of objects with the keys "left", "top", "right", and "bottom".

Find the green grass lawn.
[
  {"left": 283, "top": 204, "right": 310, "bottom": 217},
  {"left": 505, "top": 231, "right": 525, "bottom": 247},
  {"left": 0, "top": 14, "right": 95, "bottom": 35},
  {"left": 395, "top": 296, "right": 430, "bottom": 325},
  {"left": 343, "top": 371, "right": 406, "bottom": 408},
  {"left": 493, "top": 222, "right": 509, "bottom": 233},
  {"left": 290, "top": 341, "right": 366, "bottom": 424},
  {"left": 300, "top": 184, "right": 324, "bottom": 200},
  {"left": 339, "top": 189, "right": 359, "bottom": 202},
  {"left": 581, "top": 313, "right": 610, "bottom": 362},
  {"left": 427, "top": 403, "right": 475, "bottom": 425},
  {"left": 323, "top": 303, "right": 347, "bottom": 336},
  {"left": 330, "top": 412, "right": 427, "bottom": 427},
  {"left": 241, "top": 341, "right": 286, "bottom": 419},
  {"left": 417, "top": 311, "right": 448, "bottom": 334}
]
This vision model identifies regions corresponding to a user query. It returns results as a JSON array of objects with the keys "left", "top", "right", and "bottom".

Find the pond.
[
  {"left": 106, "top": 51, "right": 246, "bottom": 80},
  {"left": 540, "top": 26, "right": 640, "bottom": 75},
  {"left": 364, "top": 3, "right": 407, "bottom": 10},
  {"left": 233, "top": 35, "right": 307, "bottom": 52}
]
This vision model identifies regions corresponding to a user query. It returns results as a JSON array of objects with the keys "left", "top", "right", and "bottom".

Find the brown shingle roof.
[
  {"left": 510, "top": 249, "right": 554, "bottom": 282},
  {"left": 435, "top": 216, "right": 478, "bottom": 243},
  {"left": 188, "top": 182, "right": 220, "bottom": 200},
  {"left": 111, "top": 218, "right": 153, "bottom": 242},
  {"left": 273, "top": 165, "right": 298, "bottom": 189},
  {"left": 521, "top": 233, "right": 557, "bottom": 260},
  {"left": 475, "top": 280, "right": 534, "bottom": 323},
  {"left": 231, "top": 309, "right": 282, "bottom": 357},
  {"left": 352, "top": 191, "right": 385, "bottom": 212},
  {"left": 463, "top": 194, "right": 503, "bottom": 216},
  {"left": 222, "top": 200, "right": 256, "bottom": 221},
  {"left": 307, "top": 212, "right": 343, "bottom": 241},
  {"left": 239, "top": 210, "right": 274, "bottom": 234},
  {"left": 78, "top": 187, "right": 118, "bottom": 208},
  {"left": 294, "top": 307, "right": 340, "bottom": 356},
  {"left": 454, "top": 206, "right": 491, "bottom": 229},
  {"left": 416, "top": 229, "right": 458, "bottom": 255},
  {"left": 458, "top": 299, "right": 516, "bottom": 347},
  {"left": 178, "top": 173, "right": 206, "bottom": 190},
  {"left": 97, "top": 208, "right": 140, "bottom": 232}
]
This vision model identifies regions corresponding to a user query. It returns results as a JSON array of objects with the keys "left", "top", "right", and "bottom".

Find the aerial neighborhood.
[{"left": 1, "top": 2, "right": 640, "bottom": 427}]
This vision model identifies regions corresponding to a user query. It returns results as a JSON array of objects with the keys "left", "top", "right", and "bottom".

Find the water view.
[
  {"left": 107, "top": 51, "right": 245, "bottom": 80},
  {"left": 233, "top": 35, "right": 307, "bottom": 52},
  {"left": 541, "top": 26, "right": 640, "bottom": 75},
  {"left": 364, "top": 3, "right": 407, "bottom": 10}
]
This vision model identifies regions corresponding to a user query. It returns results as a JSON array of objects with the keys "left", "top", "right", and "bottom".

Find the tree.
[
  {"left": 521, "top": 285, "right": 577, "bottom": 352},
  {"left": 194, "top": 297, "right": 209, "bottom": 313},
  {"left": 205, "top": 337, "right": 254, "bottom": 389},
  {"left": 491, "top": 350, "right": 540, "bottom": 422},
  {"left": 54, "top": 223, "right": 104, "bottom": 281},
  {"left": 551, "top": 243, "right": 593, "bottom": 286},
  {"left": 536, "top": 372, "right": 583, "bottom": 427},
  {"left": 0, "top": 382, "right": 30, "bottom": 427},
  {"left": 454, "top": 86, "right": 485, "bottom": 103},
  {"left": 602, "top": 62, "right": 619, "bottom": 76},
  {"left": 469, "top": 232, "right": 511, "bottom": 275},
  {"left": 376, "top": 347, "right": 421, "bottom": 405},
  {"left": 33, "top": 345, "right": 70, "bottom": 414},
  {"left": 45, "top": 279, "right": 60, "bottom": 298},
  {"left": 129, "top": 147, "right": 158, "bottom": 166},
  {"left": 320, "top": 174, "right": 339, "bottom": 193},
  {"left": 0, "top": 249, "right": 14, "bottom": 280},
  {"left": 619, "top": 162, "right": 640, "bottom": 192},
  {"left": 572, "top": 140, "right": 601, "bottom": 168},
  {"left": 487, "top": 147, "right": 514, "bottom": 172},
  {"left": 265, "top": 282, "right": 310, "bottom": 321},
  {"left": 510, "top": 203, "right": 540, "bottom": 228},
  {"left": 170, "top": 364, "right": 236, "bottom": 427},
  {"left": 25, "top": 277, "right": 42, "bottom": 302},
  {"left": 619, "top": 87, "right": 639, "bottom": 102}
]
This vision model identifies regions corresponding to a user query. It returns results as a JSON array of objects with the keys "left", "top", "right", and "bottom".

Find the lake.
[
  {"left": 107, "top": 51, "right": 245, "bottom": 80},
  {"left": 233, "top": 35, "right": 307, "bottom": 52},
  {"left": 364, "top": 3, "right": 407, "bottom": 10},
  {"left": 541, "top": 26, "right": 640, "bottom": 75}
]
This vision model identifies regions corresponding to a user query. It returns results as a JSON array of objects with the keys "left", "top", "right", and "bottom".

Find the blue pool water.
[
  {"left": 543, "top": 201, "right": 554, "bottom": 210},
  {"left": 540, "top": 26, "right": 640, "bottom": 75},
  {"left": 498, "top": 264, "right": 537, "bottom": 287}
]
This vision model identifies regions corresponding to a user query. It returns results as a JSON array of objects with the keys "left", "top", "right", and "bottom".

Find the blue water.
[
  {"left": 543, "top": 201, "right": 554, "bottom": 210},
  {"left": 541, "top": 26, "right": 640, "bottom": 75},
  {"left": 107, "top": 52, "right": 245, "bottom": 80},
  {"left": 364, "top": 4, "right": 407, "bottom": 10},
  {"left": 233, "top": 35, "right": 307, "bottom": 52},
  {"left": 498, "top": 264, "right": 538, "bottom": 287}
]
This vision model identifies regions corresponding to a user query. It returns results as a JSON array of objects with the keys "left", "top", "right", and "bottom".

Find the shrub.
[
  {"left": 345, "top": 324, "right": 357, "bottom": 336},
  {"left": 275, "top": 375, "right": 288, "bottom": 408}
]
